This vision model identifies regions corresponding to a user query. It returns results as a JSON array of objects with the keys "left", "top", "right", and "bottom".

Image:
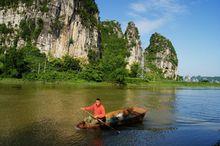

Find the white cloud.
[
  {"left": 128, "top": 0, "right": 187, "bottom": 34},
  {"left": 135, "top": 17, "right": 167, "bottom": 34},
  {"left": 130, "top": 2, "right": 147, "bottom": 13}
]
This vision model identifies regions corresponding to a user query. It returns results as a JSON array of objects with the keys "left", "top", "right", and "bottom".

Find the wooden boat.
[{"left": 76, "top": 107, "right": 148, "bottom": 129}]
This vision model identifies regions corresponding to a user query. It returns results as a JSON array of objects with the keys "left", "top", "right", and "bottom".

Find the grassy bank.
[
  {"left": 0, "top": 78, "right": 113, "bottom": 88},
  {"left": 0, "top": 78, "right": 220, "bottom": 88}
]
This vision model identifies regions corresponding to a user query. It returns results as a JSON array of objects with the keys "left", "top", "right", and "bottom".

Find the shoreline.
[{"left": 0, "top": 78, "right": 220, "bottom": 88}]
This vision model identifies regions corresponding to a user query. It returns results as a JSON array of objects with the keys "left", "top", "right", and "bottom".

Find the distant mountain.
[
  {"left": 144, "top": 33, "right": 178, "bottom": 80},
  {"left": 190, "top": 76, "right": 220, "bottom": 83}
]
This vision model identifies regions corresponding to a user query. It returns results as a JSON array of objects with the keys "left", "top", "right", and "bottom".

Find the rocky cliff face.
[
  {"left": 124, "top": 21, "right": 142, "bottom": 69},
  {"left": 0, "top": 0, "right": 101, "bottom": 61},
  {"left": 0, "top": 1, "right": 179, "bottom": 78},
  {"left": 144, "top": 33, "right": 178, "bottom": 79},
  {"left": 101, "top": 20, "right": 123, "bottom": 38}
]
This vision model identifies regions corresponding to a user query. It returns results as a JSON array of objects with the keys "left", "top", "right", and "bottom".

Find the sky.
[{"left": 95, "top": 0, "right": 220, "bottom": 77}]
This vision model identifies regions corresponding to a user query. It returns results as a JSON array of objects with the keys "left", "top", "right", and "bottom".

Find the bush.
[
  {"left": 88, "top": 49, "right": 99, "bottom": 64},
  {"left": 110, "top": 68, "right": 128, "bottom": 85},
  {"left": 62, "top": 55, "right": 81, "bottom": 72},
  {"left": 0, "top": 52, "right": 4, "bottom": 74},
  {"left": 3, "top": 47, "right": 29, "bottom": 78},
  {"left": 129, "top": 63, "right": 141, "bottom": 78},
  {"left": 20, "top": 43, "right": 46, "bottom": 73},
  {"left": 48, "top": 58, "right": 63, "bottom": 71},
  {"left": 48, "top": 55, "right": 81, "bottom": 72},
  {"left": 144, "top": 71, "right": 163, "bottom": 81},
  {"left": 80, "top": 65, "right": 103, "bottom": 82}
]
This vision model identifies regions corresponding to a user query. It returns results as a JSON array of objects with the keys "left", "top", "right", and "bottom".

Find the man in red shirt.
[{"left": 81, "top": 98, "right": 106, "bottom": 124}]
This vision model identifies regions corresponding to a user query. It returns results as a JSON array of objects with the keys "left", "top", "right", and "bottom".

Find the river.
[{"left": 0, "top": 83, "right": 220, "bottom": 146}]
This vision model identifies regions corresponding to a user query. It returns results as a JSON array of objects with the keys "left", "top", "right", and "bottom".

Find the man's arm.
[{"left": 81, "top": 104, "right": 95, "bottom": 111}]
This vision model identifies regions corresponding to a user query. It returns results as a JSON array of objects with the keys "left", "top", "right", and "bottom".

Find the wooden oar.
[{"left": 81, "top": 109, "right": 120, "bottom": 134}]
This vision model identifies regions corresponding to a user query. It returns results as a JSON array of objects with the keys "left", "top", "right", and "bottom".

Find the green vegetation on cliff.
[
  {"left": 0, "top": 0, "right": 34, "bottom": 8},
  {"left": 19, "top": 18, "right": 44, "bottom": 42},
  {"left": 0, "top": 23, "right": 14, "bottom": 47},
  {"left": 0, "top": 17, "right": 44, "bottom": 49},
  {"left": 0, "top": 20, "right": 134, "bottom": 84},
  {"left": 124, "top": 22, "right": 140, "bottom": 40},
  {"left": 0, "top": 0, "right": 51, "bottom": 10},
  {"left": 145, "top": 33, "right": 178, "bottom": 67},
  {"left": 77, "top": 0, "right": 99, "bottom": 28},
  {"left": 0, "top": 23, "right": 13, "bottom": 34},
  {"left": 144, "top": 33, "right": 178, "bottom": 80},
  {"left": 98, "top": 21, "right": 129, "bottom": 84},
  {"left": 78, "top": 20, "right": 130, "bottom": 84}
]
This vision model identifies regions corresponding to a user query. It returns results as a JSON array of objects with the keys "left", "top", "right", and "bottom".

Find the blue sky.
[{"left": 96, "top": 0, "right": 220, "bottom": 76}]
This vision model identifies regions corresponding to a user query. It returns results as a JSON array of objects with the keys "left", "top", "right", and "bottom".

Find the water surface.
[{"left": 0, "top": 83, "right": 220, "bottom": 146}]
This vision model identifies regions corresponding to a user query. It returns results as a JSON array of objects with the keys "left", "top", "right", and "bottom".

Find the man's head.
[{"left": 95, "top": 98, "right": 101, "bottom": 106}]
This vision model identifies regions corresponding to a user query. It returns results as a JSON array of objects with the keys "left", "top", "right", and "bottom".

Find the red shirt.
[{"left": 84, "top": 103, "right": 106, "bottom": 118}]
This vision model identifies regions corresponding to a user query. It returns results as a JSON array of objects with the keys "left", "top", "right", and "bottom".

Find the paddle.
[{"left": 81, "top": 109, "right": 120, "bottom": 134}]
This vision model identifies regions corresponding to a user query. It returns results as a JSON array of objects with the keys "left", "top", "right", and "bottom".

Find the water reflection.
[
  {"left": 0, "top": 83, "right": 220, "bottom": 146},
  {"left": 1, "top": 119, "right": 67, "bottom": 146},
  {"left": 124, "top": 88, "right": 177, "bottom": 128}
]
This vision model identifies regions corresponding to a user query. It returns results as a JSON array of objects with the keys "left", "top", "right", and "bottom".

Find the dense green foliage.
[
  {"left": 98, "top": 21, "right": 129, "bottom": 84},
  {"left": 0, "top": 23, "right": 13, "bottom": 34},
  {"left": 80, "top": 65, "right": 103, "bottom": 82},
  {"left": 0, "top": 0, "right": 50, "bottom": 10},
  {"left": 144, "top": 33, "right": 178, "bottom": 79},
  {"left": 145, "top": 33, "right": 178, "bottom": 67},
  {"left": 19, "top": 18, "right": 44, "bottom": 42},
  {"left": 2, "top": 47, "right": 29, "bottom": 78},
  {"left": 0, "top": 44, "right": 46, "bottom": 78},
  {"left": 39, "top": 0, "right": 50, "bottom": 12},
  {"left": 129, "top": 63, "right": 141, "bottom": 78},
  {"left": 143, "top": 70, "right": 164, "bottom": 81},
  {"left": 0, "top": 19, "right": 145, "bottom": 85},
  {"left": 48, "top": 56, "right": 81, "bottom": 72},
  {"left": 19, "top": 44, "right": 46, "bottom": 73},
  {"left": 125, "top": 22, "right": 140, "bottom": 40},
  {"left": 0, "top": 43, "right": 82, "bottom": 81},
  {"left": 58, "top": 55, "right": 81, "bottom": 72},
  {"left": 87, "top": 49, "right": 100, "bottom": 64},
  {"left": 77, "top": 0, "right": 99, "bottom": 28},
  {"left": 0, "top": 0, "right": 34, "bottom": 8},
  {"left": 0, "top": 23, "right": 14, "bottom": 47},
  {"left": 0, "top": 20, "right": 132, "bottom": 84}
]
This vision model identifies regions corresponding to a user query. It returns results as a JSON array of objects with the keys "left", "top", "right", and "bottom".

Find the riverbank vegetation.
[
  {"left": 0, "top": 21, "right": 137, "bottom": 85},
  {"left": 0, "top": 78, "right": 220, "bottom": 88},
  {"left": 0, "top": 42, "right": 219, "bottom": 87}
]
